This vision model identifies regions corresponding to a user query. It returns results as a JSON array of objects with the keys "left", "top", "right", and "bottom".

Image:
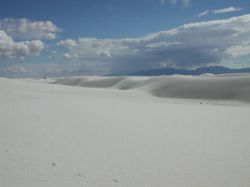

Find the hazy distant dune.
[
  {"left": 53, "top": 74, "right": 250, "bottom": 103},
  {"left": 54, "top": 77, "right": 126, "bottom": 88}
]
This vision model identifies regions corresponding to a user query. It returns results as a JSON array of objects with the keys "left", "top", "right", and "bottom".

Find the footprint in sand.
[
  {"left": 112, "top": 178, "right": 119, "bottom": 183},
  {"left": 51, "top": 162, "right": 56, "bottom": 167}
]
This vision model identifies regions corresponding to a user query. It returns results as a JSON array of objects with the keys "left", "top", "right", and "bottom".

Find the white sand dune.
[
  {"left": 1, "top": 76, "right": 250, "bottom": 187},
  {"left": 54, "top": 74, "right": 250, "bottom": 103}
]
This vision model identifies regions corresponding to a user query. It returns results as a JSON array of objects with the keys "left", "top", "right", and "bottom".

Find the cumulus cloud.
[
  {"left": 198, "top": 6, "right": 242, "bottom": 17},
  {"left": 0, "top": 18, "right": 59, "bottom": 59},
  {"left": 64, "top": 53, "right": 78, "bottom": 59},
  {"left": 0, "top": 18, "right": 60, "bottom": 40},
  {"left": 58, "top": 37, "right": 133, "bottom": 61},
  {"left": 0, "top": 30, "right": 44, "bottom": 58},
  {"left": 57, "top": 39, "right": 77, "bottom": 48},
  {"left": 58, "top": 14, "right": 250, "bottom": 74},
  {"left": 225, "top": 42, "right": 250, "bottom": 57}
]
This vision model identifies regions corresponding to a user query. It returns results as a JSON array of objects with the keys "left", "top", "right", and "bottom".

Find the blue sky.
[{"left": 0, "top": 0, "right": 250, "bottom": 77}]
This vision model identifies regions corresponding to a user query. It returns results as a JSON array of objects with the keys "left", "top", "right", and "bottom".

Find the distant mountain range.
[{"left": 121, "top": 66, "right": 250, "bottom": 76}]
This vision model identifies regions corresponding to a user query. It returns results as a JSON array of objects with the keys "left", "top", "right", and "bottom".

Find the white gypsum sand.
[
  {"left": 1, "top": 75, "right": 250, "bottom": 187},
  {"left": 54, "top": 74, "right": 250, "bottom": 103}
]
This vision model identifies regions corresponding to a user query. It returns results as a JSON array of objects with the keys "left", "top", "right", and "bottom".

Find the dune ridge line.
[{"left": 53, "top": 74, "right": 250, "bottom": 103}]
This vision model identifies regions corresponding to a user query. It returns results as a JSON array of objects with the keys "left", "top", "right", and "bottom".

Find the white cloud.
[
  {"left": 2, "top": 65, "right": 30, "bottom": 73},
  {"left": 0, "top": 18, "right": 60, "bottom": 60},
  {"left": 0, "top": 18, "right": 60, "bottom": 40},
  {"left": 58, "top": 14, "right": 250, "bottom": 74},
  {"left": 226, "top": 42, "right": 250, "bottom": 57},
  {"left": 198, "top": 6, "right": 242, "bottom": 17},
  {"left": 59, "top": 38, "right": 133, "bottom": 60},
  {"left": 213, "top": 6, "right": 242, "bottom": 14},
  {"left": 197, "top": 10, "right": 210, "bottom": 17},
  {"left": 160, "top": 0, "right": 190, "bottom": 7},
  {"left": 64, "top": 53, "right": 78, "bottom": 59},
  {"left": 57, "top": 39, "right": 77, "bottom": 48},
  {"left": 0, "top": 30, "right": 44, "bottom": 59}
]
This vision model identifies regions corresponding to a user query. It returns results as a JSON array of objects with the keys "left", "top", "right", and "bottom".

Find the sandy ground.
[{"left": 1, "top": 76, "right": 250, "bottom": 187}]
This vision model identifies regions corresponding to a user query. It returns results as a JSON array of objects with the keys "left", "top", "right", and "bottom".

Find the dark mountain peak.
[{"left": 125, "top": 66, "right": 250, "bottom": 76}]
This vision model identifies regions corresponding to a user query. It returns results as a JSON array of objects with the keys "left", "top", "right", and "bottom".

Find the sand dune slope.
[
  {"left": 54, "top": 74, "right": 250, "bottom": 103},
  {"left": 1, "top": 77, "right": 250, "bottom": 187}
]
